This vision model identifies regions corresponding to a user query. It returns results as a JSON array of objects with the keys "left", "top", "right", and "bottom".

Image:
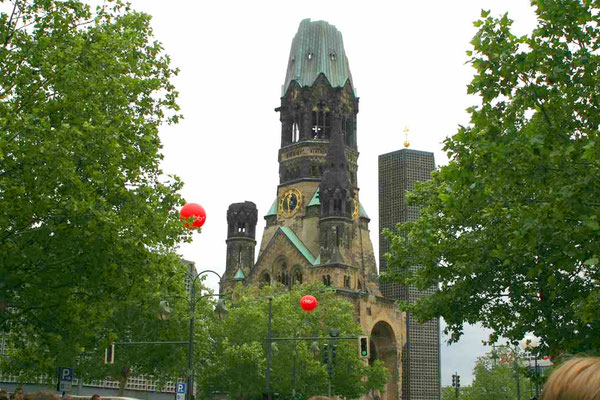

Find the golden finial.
[{"left": 403, "top": 126, "right": 410, "bottom": 148}]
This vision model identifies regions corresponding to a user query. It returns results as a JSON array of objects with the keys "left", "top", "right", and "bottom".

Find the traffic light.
[
  {"left": 331, "top": 344, "right": 337, "bottom": 364},
  {"left": 358, "top": 336, "right": 369, "bottom": 359},
  {"left": 322, "top": 343, "right": 329, "bottom": 364},
  {"left": 452, "top": 374, "right": 456, "bottom": 387},
  {"left": 104, "top": 343, "right": 115, "bottom": 364},
  {"left": 456, "top": 375, "right": 460, "bottom": 388}
]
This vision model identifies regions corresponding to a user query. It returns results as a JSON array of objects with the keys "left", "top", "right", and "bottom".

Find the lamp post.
[
  {"left": 265, "top": 294, "right": 318, "bottom": 400},
  {"left": 520, "top": 334, "right": 540, "bottom": 399},
  {"left": 513, "top": 345, "right": 521, "bottom": 400},
  {"left": 265, "top": 296, "right": 274, "bottom": 400},
  {"left": 159, "top": 268, "right": 226, "bottom": 400}
]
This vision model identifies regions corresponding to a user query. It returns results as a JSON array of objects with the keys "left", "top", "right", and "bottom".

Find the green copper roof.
[
  {"left": 234, "top": 268, "right": 245, "bottom": 280},
  {"left": 280, "top": 226, "right": 316, "bottom": 265},
  {"left": 308, "top": 188, "right": 320, "bottom": 207},
  {"left": 359, "top": 203, "right": 369, "bottom": 219},
  {"left": 282, "top": 19, "right": 354, "bottom": 95},
  {"left": 266, "top": 198, "right": 278, "bottom": 217}
]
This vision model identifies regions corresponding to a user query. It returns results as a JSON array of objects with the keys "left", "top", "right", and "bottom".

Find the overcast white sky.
[{"left": 124, "top": 0, "right": 539, "bottom": 386}]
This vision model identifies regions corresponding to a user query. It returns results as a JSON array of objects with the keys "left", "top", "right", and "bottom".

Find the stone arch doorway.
[{"left": 370, "top": 321, "right": 398, "bottom": 400}]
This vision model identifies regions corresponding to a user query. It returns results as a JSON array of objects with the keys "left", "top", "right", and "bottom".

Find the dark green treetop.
[{"left": 0, "top": 0, "right": 192, "bottom": 378}]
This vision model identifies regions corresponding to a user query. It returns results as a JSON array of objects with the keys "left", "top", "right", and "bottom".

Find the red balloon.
[
  {"left": 300, "top": 295, "right": 318, "bottom": 312},
  {"left": 180, "top": 203, "right": 206, "bottom": 229}
]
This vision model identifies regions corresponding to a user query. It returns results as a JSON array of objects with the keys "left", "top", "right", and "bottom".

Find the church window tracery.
[
  {"left": 311, "top": 103, "right": 330, "bottom": 139},
  {"left": 273, "top": 257, "right": 291, "bottom": 287}
]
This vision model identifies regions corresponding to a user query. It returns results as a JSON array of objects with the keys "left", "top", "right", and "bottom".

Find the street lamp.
[
  {"left": 160, "top": 268, "right": 226, "bottom": 400},
  {"left": 520, "top": 334, "right": 540, "bottom": 399}
]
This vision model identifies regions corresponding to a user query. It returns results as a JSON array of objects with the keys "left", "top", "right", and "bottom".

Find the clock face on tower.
[{"left": 278, "top": 188, "right": 303, "bottom": 217}]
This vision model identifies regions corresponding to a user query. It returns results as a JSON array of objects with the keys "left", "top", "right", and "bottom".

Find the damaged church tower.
[{"left": 221, "top": 19, "right": 406, "bottom": 400}]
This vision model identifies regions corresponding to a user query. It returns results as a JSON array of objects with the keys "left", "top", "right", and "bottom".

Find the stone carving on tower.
[{"left": 221, "top": 19, "right": 407, "bottom": 400}]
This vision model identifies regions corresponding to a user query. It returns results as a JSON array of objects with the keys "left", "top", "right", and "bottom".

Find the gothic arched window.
[
  {"left": 260, "top": 272, "right": 271, "bottom": 288},
  {"left": 291, "top": 266, "right": 303, "bottom": 287},
  {"left": 311, "top": 105, "right": 330, "bottom": 139},
  {"left": 292, "top": 119, "right": 299, "bottom": 143},
  {"left": 274, "top": 257, "right": 290, "bottom": 287},
  {"left": 344, "top": 275, "right": 351, "bottom": 288}
]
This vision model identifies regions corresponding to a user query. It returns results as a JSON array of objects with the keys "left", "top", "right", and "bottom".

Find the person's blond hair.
[{"left": 541, "top": 356, "right": 600, "bottom": 400}]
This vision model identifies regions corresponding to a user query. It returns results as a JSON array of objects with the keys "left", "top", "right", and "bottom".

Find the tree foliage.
[
  {"left": 466, "top": 347, "right": 531, "bottom": 400},
  {"left": 383, "top": 0, "right": 600, "bottom": 357},
  {"left": 199, "top": 283, "right": 389, "bottom": 400},
  {"left": 0, "top": 0, "right": 190, "bottom": 378},
  {"left": 443, "top": 347, "right": 533, "bottom": 400}
]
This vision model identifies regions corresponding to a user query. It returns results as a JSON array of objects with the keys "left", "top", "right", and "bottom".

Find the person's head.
[
  {"left": 541, "top": 356, "right": 600, "bottom": 400},
  {"left": 90, "top": 394, "right": 101, "bottom": 400},
  {"left": 23, "top": 391, "right": 59, "bottom": 400},
  {"left": 14, "top": 389, "right": 22, "bottom": 397}
]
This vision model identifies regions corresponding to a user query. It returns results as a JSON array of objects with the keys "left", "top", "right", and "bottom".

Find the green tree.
[
  {"left": 442, "top": 385, "right": 470, "bottom": 400},
  {"left": 466, "top": 347, "right": 530, "bottom": 400},
  {"left": 199, "top": 283, "right": 389, "bottom": 400},
  {"left": 0, "top": 0, "right": 191, "bottom": 379},
  {"left": 383, "top": 1, "right": 600, "bottom": 357},
  {"left": 77, "top": 271, "right": 217, "bottom": 392},
  {"left": 443, "top": 348, "right": 532, "bottom": 400},
  {"left": 442, "top": 385, "right": 457, "bottom": 400}
]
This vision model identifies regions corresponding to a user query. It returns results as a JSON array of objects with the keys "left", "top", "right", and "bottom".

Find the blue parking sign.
[
  {"left": 176, "top": 383, "right": 186, "bottom": 394},
  {"left": 59, "top": 367, "right": 73, "bottom": 381},
  {"left": 57, "top": 367, "right": 74, "bottom": 392}
]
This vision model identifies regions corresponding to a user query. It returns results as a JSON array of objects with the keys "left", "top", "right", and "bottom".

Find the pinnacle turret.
[{"left": 320, "top": 121, "right": 352, "bottom": 218}]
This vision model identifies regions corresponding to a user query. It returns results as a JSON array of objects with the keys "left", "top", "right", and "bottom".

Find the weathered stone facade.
[{"left": 220, "top": 19, "right": 406, "bottom": 400}]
